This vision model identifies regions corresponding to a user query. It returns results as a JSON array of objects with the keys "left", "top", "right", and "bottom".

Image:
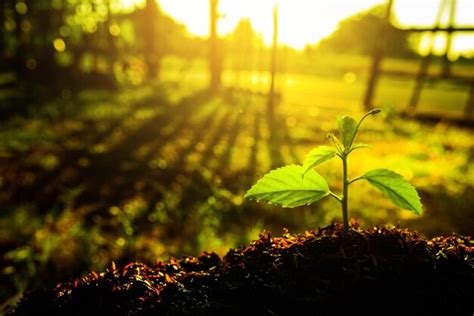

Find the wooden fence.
[{"left": 364, "top": 0, "right": 474, "bottom": 123}]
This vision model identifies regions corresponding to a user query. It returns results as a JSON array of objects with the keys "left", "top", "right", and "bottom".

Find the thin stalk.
[
  {"left": 342, "top": 155, "right": 349, "bottom": 231},
  {"left": 329, "top": 191, "right": 342, "bottom": 202},
  {"left": 349, "top": 176, "right": 363, "bottom": 185},
  {"left": 349, "top": 108, "right": 381, "bottom": 148}
]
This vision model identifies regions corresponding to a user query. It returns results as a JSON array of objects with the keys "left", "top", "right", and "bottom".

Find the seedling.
[{"left": 245, "top": 109, "right": 422, "bottom": 231}]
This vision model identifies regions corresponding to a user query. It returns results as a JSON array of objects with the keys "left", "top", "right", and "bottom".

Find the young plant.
[{"left": 245, "top": 109, "right": 422, "bottom": 231}]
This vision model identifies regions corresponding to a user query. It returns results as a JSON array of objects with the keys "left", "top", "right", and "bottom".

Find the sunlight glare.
[
  {"left": 393, "top": 0, "right": 474, "bottom": 57},
  {"left": 157, "top": 0, "right": 473, "bottom": 53},
  {"left": 116, "top": 0, "right": 144, "bottom": 10},
  {"left": 160, "top": 0, "right": 382, "bottom": 48}
]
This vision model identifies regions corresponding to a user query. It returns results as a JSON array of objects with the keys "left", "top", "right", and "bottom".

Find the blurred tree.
[
  {"left": 142, "top": 0, "right": 160, "bottom": 78},
  {"left": 316, "top": 4, "right": 415, "bottom": 58},
  {"left": 129, "top": 1, "right": 205, "bottom": 77},
  {"left": 229, "top": 18, "right": 257, "bottom": 86},
  {"left": 268, "top": 4, "right": 278, "bottom": 125},
  {"left": 0, "top": 0, "right": 207, "bottom": 102}
]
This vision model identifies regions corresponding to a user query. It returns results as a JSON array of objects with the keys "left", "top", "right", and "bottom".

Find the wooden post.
[
  {"left": 257, "top": 34, "right": 265, "bottom": 94},
  {"left": 408, "top": 52, "right": 432, "bottom": 111},
  {"left": 442, "top": 0, "right": 456, "bottom": 78},
  {"left": 105, "top": 0, "right": 117, "bottom": 69},
  {"left": 144, "top": 0, "right": 159, "bottom": 78},
  {"left": 465, "top": 82, "right": 474, "bottom": 118},
  {"left": 209, "top": 0, "right": 221, "bottom": 93},
  {"left": 408, "top": 0, "right": 448, "bottom": 111},
  {"left": 363, "top": 0, "right": 393, "bottom": 110},
  {"left": 267, "top": 3, "right": 278, "bottom": 121}
]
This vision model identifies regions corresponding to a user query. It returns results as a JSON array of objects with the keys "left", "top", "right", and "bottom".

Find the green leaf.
[
  {"left": 337, "top": 115, "right": 358, "bottom": 149},
  {"left": 245, "top": 165, "right": 329, "bottom": 208},
  {"left": 362, "top": 168, "right": 423, "bottom": 215},
  {"left": 350, "top": 143, "right": 372, "bottom": 152},
  {"left": 302, "top": 146, "right": 337, "bottom": 176}
]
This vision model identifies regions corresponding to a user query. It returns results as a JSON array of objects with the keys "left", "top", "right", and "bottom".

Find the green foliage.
[
  {"left": 0, "top": 0, "right": 207, "bottom": 90},
  {"left": 244, "top": 165, "right": 329, "bottom": 208},
  {"left": 245, "top": 109, "right": 423, "bottom": 230},
  {"left": 362, "top": 169, "right": 422, "bottom": 215},
  {"left": 315, "top": 4, "right": 415, "bottom": 57}
]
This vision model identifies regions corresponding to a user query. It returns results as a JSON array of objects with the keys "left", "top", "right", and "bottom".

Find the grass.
[
  {"left": 0, "top": 55, "right": 473, "bottom": 305},
  {"left": 224, "top": 62, "right": 471, "bottom": 116}
]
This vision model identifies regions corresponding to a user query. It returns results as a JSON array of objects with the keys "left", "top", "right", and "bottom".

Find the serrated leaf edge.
[
  {"left": 302, "top": 146, "right": 337, "bottom": 177},
  {"left": 362, "top": 169, "right": 422, "bottom": 215},
  {"left": 244, "top": 165, "right": 330, "bottom": 208}
]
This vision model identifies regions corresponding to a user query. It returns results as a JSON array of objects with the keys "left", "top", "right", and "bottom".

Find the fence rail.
[{"left": 364, "top": 0, "right": 474, "bottom": 123}]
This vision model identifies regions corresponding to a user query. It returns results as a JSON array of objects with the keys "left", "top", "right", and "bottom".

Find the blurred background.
[{"left": 0, "top": 0, "right": 473, "bottom": 306}]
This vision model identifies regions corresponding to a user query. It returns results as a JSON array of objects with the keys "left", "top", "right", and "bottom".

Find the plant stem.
[
  {"left": 329, "top": 191, "right": 342, "bottom": 202},
  {"left": 342, "top": 155, "right": 349, "bottom": 231},
  {"left": 349, "top": 108, "right": 381, "bottom": 148},
  {"left": 349, "top": 176, "right": 363, "bottom": 185}
]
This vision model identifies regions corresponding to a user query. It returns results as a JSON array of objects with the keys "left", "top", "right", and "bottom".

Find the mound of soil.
[{"left": 9, "top": 223, "right": 474, "bottom": 315}]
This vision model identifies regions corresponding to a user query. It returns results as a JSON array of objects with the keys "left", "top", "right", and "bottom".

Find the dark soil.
[{"left": 8, "top": 223, "right": 474, "bottom": 316}]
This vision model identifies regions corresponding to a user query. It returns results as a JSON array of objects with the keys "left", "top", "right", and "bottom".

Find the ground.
[{"left": 8, "top": 223, "right": 474, "bottom": 315}]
